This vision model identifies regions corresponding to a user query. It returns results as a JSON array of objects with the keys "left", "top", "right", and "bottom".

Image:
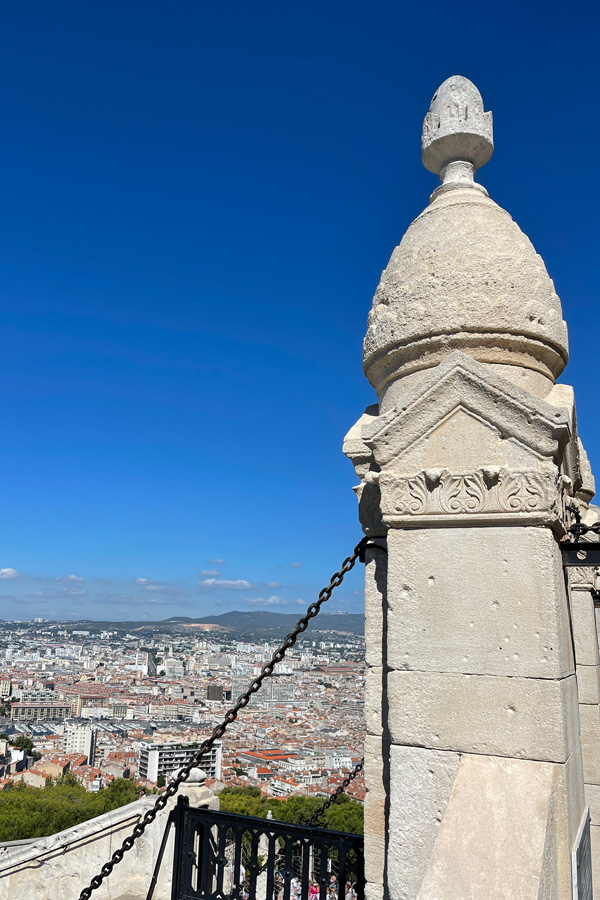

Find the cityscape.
[{"left": 0, "top": 614, "right": 365, "bottom": 804}]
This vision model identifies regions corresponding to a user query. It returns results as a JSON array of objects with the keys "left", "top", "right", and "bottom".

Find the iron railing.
[{"left": 171, "top": 797, "right": 364, "bottom": 900}]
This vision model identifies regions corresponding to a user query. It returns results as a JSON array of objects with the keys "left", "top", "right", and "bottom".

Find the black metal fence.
[{"left": 171, "top": 797, "right": 364, "bottom": 900}]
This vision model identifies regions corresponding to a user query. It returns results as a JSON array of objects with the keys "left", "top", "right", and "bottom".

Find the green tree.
[
  {"left": 10, "top": 736, "right": 35, "bottom": 756},
  {"left": 156, "top": 775, "right": 165, "bottom": 788},
  {"left": 0, "top": 778, "right": 149, "bottom": 842},
  {"left": 218, "top": 786, "right": 363, "bottom": 835}
]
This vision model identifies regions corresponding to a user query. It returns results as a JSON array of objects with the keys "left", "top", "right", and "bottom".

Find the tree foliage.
[
  {"left": 0, "top": 778, "right": 148, "bottom": 841},
  {"left": 219, "top": 786, "right": 363, "bottom": 834},
  {"left": 9, "top": 735, "right": 35, "bottom": 755}
]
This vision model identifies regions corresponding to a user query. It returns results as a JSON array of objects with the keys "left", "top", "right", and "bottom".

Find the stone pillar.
[
  {"left": 344, "top": 407, "right": 388, "bottom": 900},
  {"left": 346, "top": 76, "right": 592, "bottom": 900},
  {"left": 567, "top": 484, "right": 600, "bottom": 894}
]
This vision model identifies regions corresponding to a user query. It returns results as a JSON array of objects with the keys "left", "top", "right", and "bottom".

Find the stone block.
[
  {"left": 365, "top": 666, "right": 383, "bottom": 736},
  {"left": 388, "top": 670, "right": 578, "bottom": 762},
  {"left": 364, "top": 553, "right": 386, "bottom": 668},
  {"left": 386, "top": 527, "right": 574, "bottom": 679},
  {"left": 387, "top": 745, "right": 459, "bottom": 900},
  {"left": 363, "top": 735, "right": 385, "bottom": 886},
  {"left": 416, "top": 754, "right": 555, "bottom": 900},
  {"left": 548, "top": 744, "right": 586, "bottom": 898},
  {"left": 577, "top": 665, "right": 600, "bottom": 705},
  {"left": 572, "top": 590, "right": 600, "bottom": 667},
  {"left": 591, "top": 825, "right": 600, "bottom": 897},
  {"left": 552, "top": 743, "right": 586, "bottom": 853},
  {"left": 586, "top": 785, "right": 600, "bottom": 825},
  {"left": 579, "top": 704, "right": 600, "bottom": 785},
  {"left": 365, "top": 884, "right": 384, "bottom": 900}
]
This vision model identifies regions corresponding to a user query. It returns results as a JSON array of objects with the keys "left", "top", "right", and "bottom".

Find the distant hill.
[{"left": 67, "top": 610, "right": 364, "bottom": 639}]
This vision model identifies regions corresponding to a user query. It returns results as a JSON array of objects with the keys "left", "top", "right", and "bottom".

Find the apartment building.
[
  {"left": 11, "top": 701, "right": 71, "bottom": 722},
  {"left": 63, "top": 720, "right": 97, "bottom": 766},
  {"left": 137, "top": 739, "right": 222, "bottom": 783}
]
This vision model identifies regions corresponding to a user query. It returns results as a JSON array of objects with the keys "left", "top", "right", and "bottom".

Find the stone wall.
[{"left": 0, "top": 773, "right": 217, "bottom": 900}]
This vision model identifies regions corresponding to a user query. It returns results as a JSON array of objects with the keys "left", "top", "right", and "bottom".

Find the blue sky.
[{"left": 1, "top": 1, "right": 599, "bottom": 621}]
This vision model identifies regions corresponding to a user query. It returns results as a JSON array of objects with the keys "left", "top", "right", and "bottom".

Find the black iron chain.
[
  {"left": 307, "top": 759, "right": 364, "bottom": 826},
  {"left": 567, "top": 504, "right": 600, "bottom": 539},
  {"left": 77, "top": 536, "right": 375, "bottom": 900},
  {"left": 568, "top": 521, "right": 600, "bottom": 538},
  {"left": 253, "top": 757, "right": 365, "bottom": 878}
]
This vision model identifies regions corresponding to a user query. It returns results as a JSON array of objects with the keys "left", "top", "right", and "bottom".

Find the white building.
[
  {"left": 63, "top": 719, "right": 97, "bottom": 765},
  {"left": 137, "top": 739, "right": 222, "bottom": 783}
]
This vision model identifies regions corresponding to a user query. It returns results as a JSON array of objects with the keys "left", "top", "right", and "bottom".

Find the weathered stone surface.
[
  {"left": 364, "top": 884, "right": 384, "bottom": 900},
  {"left": 561, "top": 742, "right": 586, "bottom": 840},
  {"left": 422, "top": 76, "right": 493, "bottom": 177},
  {"left": 578, "top": 665, "right": 600, "bottom": 705},
  {"left": 579, "top": 704, "right": 600, "bottom": 785},
  {"left": 364, "top": 352, "right": 570, "bottom": 465},
  {"left": 388, "top": 670, "right": 579, "bottom": 762},
  {"left": 365, "top": 666, "right": 383, "bottom": 736},
  {"left": 0, "top": 779, "right": 217, "bottom": 899},
  {"left": 363, "top": 735, "right": 386, "bottom": 886},
  {"left": 416, "top": 754, "right": 555, "bottom": 900},
  {"left": 363, "top": 186, "right": 569, "bottom": 398},
  {"left": 387, "top": 745, "right": 459, "bottom": 900},
  {"left": 577, "top": 438, "right": 596, "bottom": 503},
  {"left": 348, "top": 74, "right": 589, "bottom": 900},
  {"left": 343, "top": 405, "right": 387, "bottom": 539},
  {"left": 386, "top": 526, "right": 573, "bottom": 678},
  {"left": 364, "top": 550, "right": 386, "bottom": 668},
  {"left": 571, "top": 589, "right": 600, "bottom": 666},
  {"left": 591, "top": 826, "right": 600, "bottom": 900},
  {"left": 586, "top": 784, "right": 600, "bottom": 825}
]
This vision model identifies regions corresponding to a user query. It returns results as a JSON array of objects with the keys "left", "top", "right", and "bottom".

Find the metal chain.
[
  {"left": 568, "top": 521, "right": 600, "bottom": 538},
  {"left": 253, "top": 757, "right": 365, "bottom": 878},
  {"left": 77, "top": 536, "right": 372, "bottom": 900},
  {"left": 307, "top": 759, "right": 364, "bottom": 826},
  {"left": 566, "top": 504, "right": 600, "bottom": 539}
]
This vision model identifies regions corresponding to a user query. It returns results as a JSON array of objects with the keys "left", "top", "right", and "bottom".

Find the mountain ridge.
[{"left": 63, "top": 609, "right": 364, "bottom": 638}]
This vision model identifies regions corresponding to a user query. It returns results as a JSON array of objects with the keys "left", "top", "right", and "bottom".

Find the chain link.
[
  {"left": 253, "top": 755, "right": 365, "bottom": 880},
  {"left": 568, "top": 521, "right": 600, "bottom": 538},
  {"left": 306, "top": 759, "right": 364, "bottom": 826},
  {"left": 566, "top": 504, "right": 600, "bottom": 539},
  {"left": 77, "top": 536, "right": 372, "bottom": 900}
]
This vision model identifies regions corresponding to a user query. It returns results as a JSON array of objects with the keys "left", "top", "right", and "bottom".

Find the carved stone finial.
[{"left": 422, "top": 76, "right": 493, "bottom": 189}]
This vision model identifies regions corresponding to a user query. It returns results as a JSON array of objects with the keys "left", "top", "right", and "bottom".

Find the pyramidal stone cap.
[{"left": 363, "top": 76, "right": 569, "bottom": 407}]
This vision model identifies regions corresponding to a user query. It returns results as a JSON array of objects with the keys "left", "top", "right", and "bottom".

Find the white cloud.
[
  {"left": 56, "top": 574, "right": 84, "bottom": 583},
  {"left": 244, "top": 596, "right": 288, "bottom": 607},
  {"left": 93, "top": 591, "right": 189, "bottom": 608},
  {"left": 0, "top": 568, "right": 21, "bottom": 580},
  {"left": 200, "top": 569, "right": 220, "bottom": 577},
  {"left": 289, "top": 562, "right": 303, "bottom": 569},
  {"left": 198, "top": 578, "right": 252, "bottom": 590},
  {"left": 295, "top": 599, "right": 305, "bottom": 605},
  {"left": 265, "top": 581, "right": 280, "bottom": 589},
  {"left": 135, "top": 578, "right": 175, "bottom": 593},
  {"left": 208, "top": 558, "right": 225, "bottom": 564}
]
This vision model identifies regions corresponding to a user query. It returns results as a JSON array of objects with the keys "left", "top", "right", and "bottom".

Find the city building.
[
  {"left": 206, "top": 684, "right": 223, "bottom": 702},
  {"left": 63, "top": 720, "right": 97, "bottom": 766},
  {"left": 10, "top": 701, "right": 72, "bottom": 722},
  {"left": 137, "top": 739, "right": 222, "bottom": 783}
]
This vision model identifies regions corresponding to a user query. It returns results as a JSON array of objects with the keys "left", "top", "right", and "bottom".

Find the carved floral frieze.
[{"left": 378, "top": 466, "right": 568, "bottom": 529}]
